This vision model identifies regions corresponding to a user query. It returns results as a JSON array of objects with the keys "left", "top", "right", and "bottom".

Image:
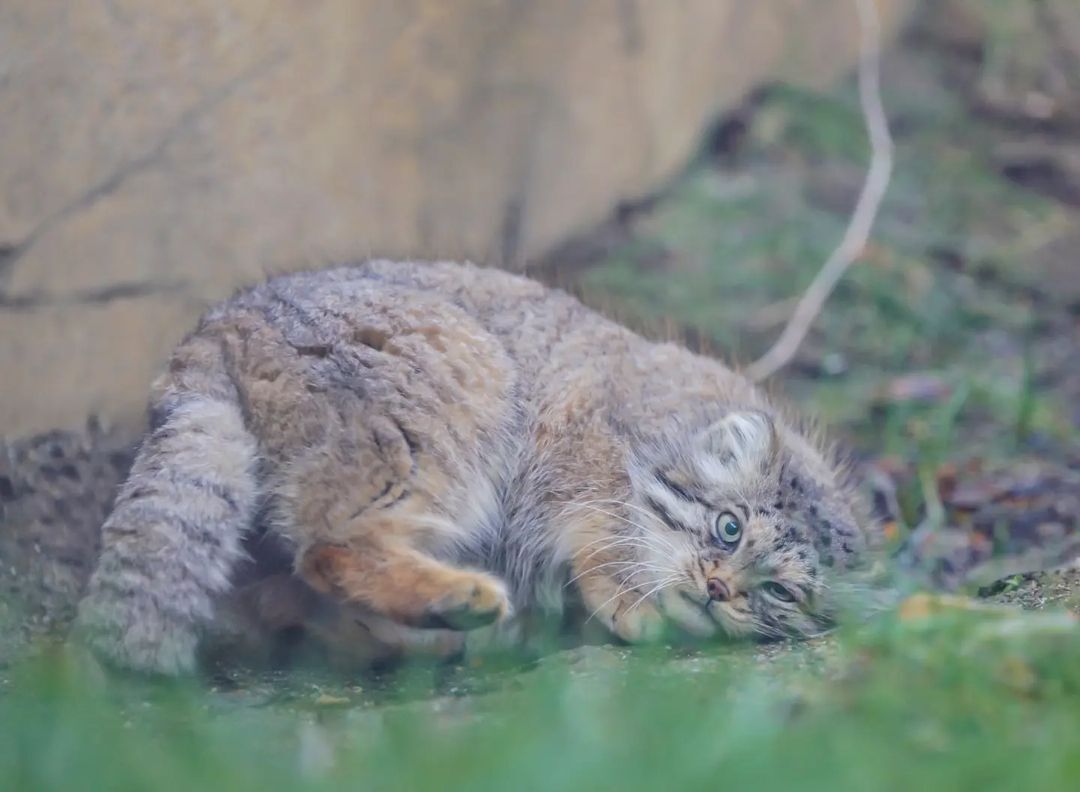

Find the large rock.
[{"left": 0, "top": 0, "right": 912, "bottom": 436}]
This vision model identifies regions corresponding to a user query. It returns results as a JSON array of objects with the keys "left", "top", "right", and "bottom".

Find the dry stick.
[{"left": 744, "top": 0, "right": 894, "bottom": 383}]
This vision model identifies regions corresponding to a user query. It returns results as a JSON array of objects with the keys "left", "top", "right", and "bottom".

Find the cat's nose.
[{"left": 706, "top": 577, "right": 731, "bottom": 602}]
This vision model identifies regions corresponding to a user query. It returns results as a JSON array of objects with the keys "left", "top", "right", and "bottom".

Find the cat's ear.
[{"left": 698, "top": 410, "right": 777, "bottom": 469}]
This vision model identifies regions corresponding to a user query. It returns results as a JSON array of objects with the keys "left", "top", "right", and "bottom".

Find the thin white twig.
[{"left": 744, "top": 0, "right": 894, "bottom": 383}]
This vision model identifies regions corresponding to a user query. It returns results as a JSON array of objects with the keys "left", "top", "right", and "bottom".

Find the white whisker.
[
  {"left": 577, "top": 535, "right": 673, "bottom": 563},
  {"left": 627, "top": 575, "right": 682, "bottom": 612},
  {"left": 564, "top": 559, "right": 671, "bottom": 588},
  {"left": 560, "top": 500, "right": 680, "bottom": 555},
  {"left": 574, "top": 527, "right": 673, "bottom": 557},
  {"left": 573, "top": 531, "right": 650, "bottom": 556},
  {"left": 562, "top": 501, "right": 652, "bottom": 535},
  {"left": 575, "top": 499, "right": 681, "bottom": 553},
  {"left": 584, "top": 581, "right": 639, "bottom": 625}
]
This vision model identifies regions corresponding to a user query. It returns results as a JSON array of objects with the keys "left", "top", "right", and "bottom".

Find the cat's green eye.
[
  {"left": 711, "top": 511, "right": 741, "bottom": 545},
  {"left": 762, "top": 581, "right": 797, "bottom": 603}
]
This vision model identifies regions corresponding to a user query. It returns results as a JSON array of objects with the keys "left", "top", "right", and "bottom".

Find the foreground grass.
[{"left": 2, "top": 603, "right": 1078, "bottom": 791}]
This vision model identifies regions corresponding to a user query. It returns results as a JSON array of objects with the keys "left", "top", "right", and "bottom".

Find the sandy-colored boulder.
[{"left": 0, "top": 0, "right": 912, "bottom": 435}]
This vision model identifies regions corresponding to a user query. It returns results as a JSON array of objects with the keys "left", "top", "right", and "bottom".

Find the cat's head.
[{"left": 625, "top": 408, "right": 871, "bottom": 640}]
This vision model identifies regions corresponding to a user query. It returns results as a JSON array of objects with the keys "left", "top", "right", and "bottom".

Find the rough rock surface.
[{"left": 0, "top": 0, "right": 911, "bottom": 436}]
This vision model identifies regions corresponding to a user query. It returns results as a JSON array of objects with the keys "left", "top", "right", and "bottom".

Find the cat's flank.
[{"left": 75, "top": 260, "right": 874, "bottom": 674}]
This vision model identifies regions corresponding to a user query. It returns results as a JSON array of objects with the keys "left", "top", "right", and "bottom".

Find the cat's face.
[{"left": 626, "top": 410, "right": 865, "bottom": 640}]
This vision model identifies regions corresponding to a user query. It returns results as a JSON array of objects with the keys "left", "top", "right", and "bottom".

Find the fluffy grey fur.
[{"left": 74, "top": 260, "right": 877, "bottom": 674}]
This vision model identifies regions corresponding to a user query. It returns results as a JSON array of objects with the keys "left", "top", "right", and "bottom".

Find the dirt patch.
[{"left": 0, "top": 424, "right": 136, "bottom": 664}]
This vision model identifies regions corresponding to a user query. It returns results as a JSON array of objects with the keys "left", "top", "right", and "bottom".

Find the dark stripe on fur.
[
  {"left": 644, "top": 496, "right": 692, "bottom": 533},
  {"left": 654, "top": 469, "right": 713, "bottom": 510},
  {"left": 120, "top": 502, "right": 227, "bottom": 549}
]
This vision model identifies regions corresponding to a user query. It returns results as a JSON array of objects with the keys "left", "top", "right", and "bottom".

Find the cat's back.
[
  {"left": 200, "top": 260, "right": 621, "bottom": 385},
  {"left": 215, "top": 259, "right": 577, "bottom": 333},
  {"left": 196, "top": 259, "right": 751, "bottom": 432}
]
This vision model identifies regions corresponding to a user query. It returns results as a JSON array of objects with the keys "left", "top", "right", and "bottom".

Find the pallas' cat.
[{"left": 75, "top": 261, "right": 874, "bottom": 674}]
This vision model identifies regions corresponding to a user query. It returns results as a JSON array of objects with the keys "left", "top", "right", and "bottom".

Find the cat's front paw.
[
  {"left": 610, "top": 596, "right": 664, "bottom": 643},
  {"left": 423, "top": 571, "right": 513, "bottom": 630}
]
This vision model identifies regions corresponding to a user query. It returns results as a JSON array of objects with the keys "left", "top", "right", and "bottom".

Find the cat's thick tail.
[{"left": 74, "top": 333, "right": 259, "bottom": 674}]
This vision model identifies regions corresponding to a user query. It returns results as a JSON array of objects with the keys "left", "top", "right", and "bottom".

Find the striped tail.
[{"left": 74, "top": 334, "right": 259, "bottom": 674}]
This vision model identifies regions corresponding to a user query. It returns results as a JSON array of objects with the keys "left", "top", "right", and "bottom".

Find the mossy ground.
[{"left": 3, "top": 601, "right": 1078, "bottom": 791}]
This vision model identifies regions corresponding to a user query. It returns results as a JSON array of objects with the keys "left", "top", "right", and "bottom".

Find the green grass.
[{"left": 3, "top": 605, "right": 1078, "bottom": 791}]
